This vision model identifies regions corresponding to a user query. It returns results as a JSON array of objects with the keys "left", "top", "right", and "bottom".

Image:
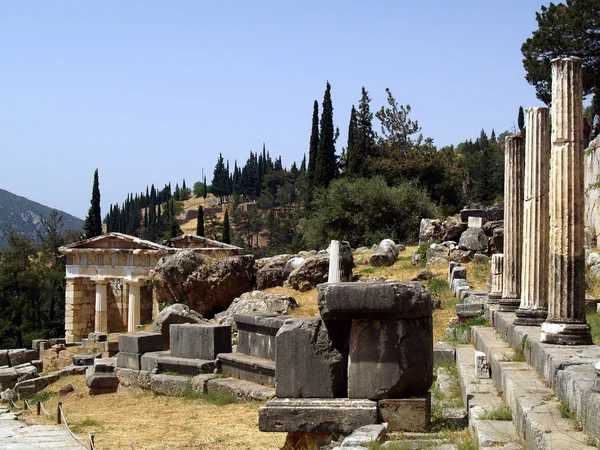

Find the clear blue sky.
[{"left": 1, "top": 1, "right": 550, "bottom": 220}]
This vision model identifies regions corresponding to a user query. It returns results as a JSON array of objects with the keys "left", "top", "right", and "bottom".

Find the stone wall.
[
  {"left": 65, "top": 277, "right": 95, "bottom": 343},
  {"left": 107, "top": 279, "right": 128, "bottom": 332}
]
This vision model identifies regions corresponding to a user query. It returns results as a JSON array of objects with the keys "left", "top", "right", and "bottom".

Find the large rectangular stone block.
[
  {"left": 235, "top": 314, "right": 290, "bottom": 360},
  {"left": 276, "top": 318, "right": 349, "bottom": 398},
  {"left": 378, "top": 394, "right": 431, "bottom": 432},
  {"left": 259, "top": 398, "right": 378, "bottom": 433},
  {"left": 170, "top": 324, "right": 231, "bottom": 360},
  {"left": 116, "top": 351, "right": 142, "bottom": 370},
  {"left": 118, "top": 332, "right": 163, "bottom": 354},
  {"left": 348, "top": 319, "right": 433, "bottom": 400},
  {"left": 318, "top": 282, "right": 433, "bottom": 320}
]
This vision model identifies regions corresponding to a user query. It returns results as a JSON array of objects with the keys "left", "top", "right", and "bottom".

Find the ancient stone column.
[
  {"left": 328, "top": 240, "right": 341, "bottom": 283},
  {"left": 499, "top": 136, "right": 525, "bottom": 311},
  {"left": 94, "top": 279, "right": 108, "bottom": 333},
  {"left": 515, "top": 107, "right": 550, "bottom": 326},
  {"left": 541, "top": 57, "right": 592, "bottom": 344},
  {"left": 488, "top": 254, "right": 504, "bottom": 303},
  {"left": 127, "top": 281, "right": 142, "bottom": 332}
]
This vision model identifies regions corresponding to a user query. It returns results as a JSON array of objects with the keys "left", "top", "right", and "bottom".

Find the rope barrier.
[
  {"left": 39, "top": 401, "right": 53, "bottom": 417},
  {"left": 57, "top": 404, "right": 90, "bottom": 450}
]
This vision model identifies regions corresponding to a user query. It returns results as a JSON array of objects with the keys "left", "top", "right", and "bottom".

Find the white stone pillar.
[
  {"left": 94, "top": 280, "right": 108, "bottom": 333},
  {"left": 500, "top": 135, "right": 525, "bottom": 311},
  {"left": 488, "top": 254, "right": 504, "bottom": 303},
  {"left": 541, "top": 57, "right": 592, "bottom": 344},
  {"left": 127, "top": 281, "right": 142, "bottom": 332},
  {"left": 328, "top": 240, "right": 341, "bottom": 283},
  {"left": 515, "top": 107, "right": 551, "bottom": 326}
]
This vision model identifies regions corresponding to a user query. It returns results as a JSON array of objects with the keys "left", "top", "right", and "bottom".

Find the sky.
[{"left": 1, "top": 1, "right": 552, "bottom": 220}]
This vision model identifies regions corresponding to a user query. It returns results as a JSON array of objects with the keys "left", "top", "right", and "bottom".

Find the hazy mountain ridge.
[{"left": 0, "top": 188, "right": 84, "bottom": 249}]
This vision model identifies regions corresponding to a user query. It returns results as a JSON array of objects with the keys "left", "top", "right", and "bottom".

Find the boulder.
[
  {"left": 442, "top": 223, "right": 468, "bottom": 243},
  {"left": 458, "top": 227, "right": 488, "bottom": 253},
  {"left": 255, "top": 254, "right": 295, "bottom": 290},
  {"left": 213, "top": 291, "right": 298, "bottom": 327},
  {"left": 369, "top": 239, "right": 399, "bottom": 267},
  {"left": 473, "top": 253, "right": 488, "bottom": 264},
  {"left": 152, "top": 304, "right": 203, "bottom": 349},
  {"left": 490, "top": 228, "right": 504, "bottom": 254},
  {"left": 426, "top": 244, "right": 449, "bottom": 262},
  {"left": 283, "top": 257, "right": 305, "bottom": 277},
  {"left": 411, "top": 270, "right": 433, "bottom": 281},
  {"left": 482, "top": 220, "right": 504, "bottom": 236},
  {"left": 449, "top": 249, "right": 474, "bottom": 263},
  {"left": 586, "top": 252, "right": 600, "bottom": 268},
  {"left": 152, "top": 252, "right": 255, "bottom": 317},
  {"left": 426, "top": 257, "right": 448, "bottom": 268},
  {"left": 287, "top": 254, "right": 330, "bottom": 291},
  {"left": 419, "top": 219, "right": 444, "bottom": 245}
]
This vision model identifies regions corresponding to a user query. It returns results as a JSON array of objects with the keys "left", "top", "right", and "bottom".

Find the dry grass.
[{"left": 21, "top": 375, "right": 285, "bottom": 450}]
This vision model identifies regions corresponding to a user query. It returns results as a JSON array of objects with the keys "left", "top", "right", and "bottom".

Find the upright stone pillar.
[
  {"left": 328, "top": 240, "right": 341, "bottom": 283},
  {"left": 541, "top": 57, "right": 592, "bottom": 344},
  {"left": 515, "top": 107, "right": 550, "bottom": 326},
  {"left": 499, "top": 136, "right": 525, "bottom": 311},
  {"left": 94, "top": 279, "right": 108, "bottom": 333},
  {"left": 127, "top": 281, "right": 142, "bottom": 332},
  {"left": 488, "top": 254, "right": 504, "bottom": 303}
]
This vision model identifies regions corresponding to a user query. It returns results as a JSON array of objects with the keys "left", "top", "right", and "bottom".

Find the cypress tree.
[
  {"left": 300, "top": 154, "right": 307, "bottom": 173},
  {"left": 307, "top": 100, "right": 319, "bottom": 186},
  {"left": 222, "top": 209, "right": 231, "bottom": 244},
  {"left": 355, "top": 87, "right": 375, "bottom": 176},
  {"left": 196, "top": 206, "right": 204, "bottom": 236},
  {"left": 518, "top": 106, "right": 525, "bottom": 131},
  {"left": 346, "top": 105, "right": 358, "bottom": 175},
  {"left": 314, "top": 82, "right": 337, "bottom": 188},
  {"left": 83, "top": 168, "right": 102, "bottom": 238},
  {"left": 203, "top": 176, "right": 207, "bottom": 199}
]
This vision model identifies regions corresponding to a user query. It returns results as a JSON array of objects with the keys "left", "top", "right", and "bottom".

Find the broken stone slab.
[
  {"left": 93, "top": 357, "right": 116, "bottom": 373},
  {"left": 449, "top": 266, "right": 467, "bottom": 287},
  {"left": 86, "top": 372, "right": 119, "bottom": 390},
  {"left": 113, "top": 367, "right": 152, "bottom": 390},
  {"left": 8, "top": 349, "right": 37, "bottom": 367},
  {"left": 206, "top": 377, "right": 275, "bottom": 402},
  {"left": 340, "top": 423, "right": 387, "bottom": 447},
  {"left": 433, "top": 342, "right": 456, "bottom": 365},
  {"left": 454, "top": 285, "right": 471, "bottom": 300},
  {"left": 190, "top": 374, "right": 219, "bottom": 394},
  {"left": 475, "top": 351, "right": 490, "bottom": 379},
  {"left": 31, "top": 340, "right": 49, "bottom": 352},
  {"left": 235, "top": 313, "right": 291, "bottom": 361},
  {"left": 169, "top": 323, "right": 231, "bottom": 360},
  {"left": 369, "top": 239, "right": 399, "bottom": 267},
  {"left": 456, "top": 303, "right": 484, "bottom": 318},
  {"left": 118, "top": 332, "right": 163, "bottom": 354},
  {"left": 0, "top": 351, "right": 8, "bottom": 367},
  {"left": 451, "top": 279, "right": 469, "bottom": 296},
  {"left": 378, "top": 394, "right": 431, "bottom": 432},
  {"left": 140, "top": 351, "right": 168, "bottom": 373},
  {"left": 150, "top": 374, "right": 189, "bottom": 396},
  {"left": 217, "top": 352, "right": 276, "bottom": 386},
  {"left": 116, "top": 352, "right": 142, "bottom": 370},
  {"left": 318, "top": 282, "right": 433, "bottom": 320},
  {"left": 15, "top": 365, "right": 37, "bottom": 382},
  {"left": 275, "top": 318, "right": 349, "bottom": 398},
  {"left": 259, "top": 398, "right": 378, "bottom": 433},
  {"left": 460, "top": 289, "right": 487, "bottom": 301},
  {"left": 348, "top": 319, "right": 433, "bottom": 400},
  {"left": 447, "top": 262, "right": 461, "bottom": 284},
  {"left": 460, "top": 209, "right": 486, "bottom": 223},
  {"left": 72, "top": 353, "right": 101, "bottom": 366}
]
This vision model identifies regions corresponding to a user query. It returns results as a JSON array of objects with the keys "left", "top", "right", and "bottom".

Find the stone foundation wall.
[{"left": 108, "top": 279, "right": 128, "bottom": 332}]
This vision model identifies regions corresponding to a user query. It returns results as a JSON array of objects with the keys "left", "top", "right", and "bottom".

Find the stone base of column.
[
  {"left": 591, "top": 362, "right": 600, "bottom": 393},
  {"left": 498, "top": 298, "right": 520, "bottom": 312},
  {"left": 514, "top": 308, "right": 547, "bottom": 326},
  {"left": 540, "top": 321, "right": 593, "bottom": 345},
  {"left": 487, "top": 292, "right": 502, "bottom": 304}
]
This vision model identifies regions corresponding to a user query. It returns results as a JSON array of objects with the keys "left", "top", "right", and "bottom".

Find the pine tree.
[
  {"left": 222, "top": 209, "right": 231, "bottom": 244},
  {"left": 314, "top": 82, "right": 337, "bottom": 188},
  {"left": 196, "top": 206, "right": 204, "bottom": 236},
  {"left": 300, "top": 154, "right": 307, "bottom": 173},
  {"left": 83, "top": 169, "right": 102, "bottom": 238},
  {"left": 307, "top": 100, "right": 319, "bottom": 186},
  {"left": 213, "top": 153, "right": 228, "bottom": 203},
  {"left": 490, "top": 129, "right": 497, "bottom": 143},
  {"left": 346, "top": 105, "right": 359, "bottom": 175}
]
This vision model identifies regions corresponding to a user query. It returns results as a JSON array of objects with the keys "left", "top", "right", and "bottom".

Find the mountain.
[{"left": 0, "top": 189, "right": 84, "bottom": 249}]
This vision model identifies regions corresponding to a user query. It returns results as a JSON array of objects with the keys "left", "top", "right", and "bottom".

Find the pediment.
[{"left": 61, "top": 232, "right": 171, "bottom": 252}]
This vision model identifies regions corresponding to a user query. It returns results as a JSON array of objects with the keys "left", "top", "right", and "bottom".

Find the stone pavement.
[{"left": 0, "top": 405, "right": 84, "bottom": 449}]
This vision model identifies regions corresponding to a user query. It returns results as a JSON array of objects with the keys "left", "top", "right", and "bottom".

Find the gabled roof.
[
  {"left": 162, "top": 234, "right": 242, "bottom": 250},
  {"left": 60, "top": 232, "right": 173, "bottom": 253}
]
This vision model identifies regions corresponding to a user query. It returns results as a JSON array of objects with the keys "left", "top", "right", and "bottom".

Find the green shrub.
[{"left": 300, "top": 177, "right": 441, "bottom": 249}]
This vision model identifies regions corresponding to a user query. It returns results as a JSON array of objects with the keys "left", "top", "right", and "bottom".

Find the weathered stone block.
[
  {"left": 259, "top": 398, "right": 378, "bottom": 433},
  {"left": 235, "top": 314, "right": 290, "bottom": 360},
  {"left": 118, "top": 332, "right": 163, "bottom": 354},
  {"left": 460, "top": 209, "right": 486, "bottom": 223},
  {"left": 378, "top": 394, "right": 431, "bottom": 432},
  {"left": 475, "top": 351, "right": 490, "bottom": 379},
  {"left": 150, "top": 374, "right": 188, "bottom": 396},
  {"left": 157, "top": 355, "right": 215, "bottom": 375},
  {"left": 456, "top": 303, "right": 484, "bottom": 318},
  {"left": 348, "top": 319, "right": 433, "bottom": 399},
  {"left": 218, "top": 352, "right": 276, "bottom": 386},
  {"left": 170, "top": 323, "right": 231, "bottom": 360},
  {"left": 116, "top": 351, "right": 142, "bottom": 370},
  {"left": 206, "top": 377, "right": 275, "bottom": 402},
  {"left": 86, "top": 372, "right": 119, "bottom": 390},
  {"left": 8, "top": 349, "right": 37, "bottom": 367},
  {"left": 140, "top": 351, "right": 168, "bottom": 373},
  {"left": 450, "top": 266, "right": 467, "bottom": 287},
  {"left": 341, "top": 423, "right": 387, "bottom": 447},
  {"left": 72, "top": 353, "right": 100, "bottom": 366},
  {"left": 0, "top": 351, "right": 8, "bottom": 367},
  {"left": 276, "top": 318, "right": 349, "bottom": 398},
  {"left": 318, "top": 282, "right": 433, "bottom": 320},
  {"left": 31, "top": 340, "right": 48, "bottom": 352}
]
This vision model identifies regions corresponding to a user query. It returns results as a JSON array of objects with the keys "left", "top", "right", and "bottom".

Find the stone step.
[
  {"left": 217, "top": 352, "right": 275, "bottom": 387},
  {"left": 206, "top": 377, "right": 275, "bottom": 402},
  {"left": 471, "top": 325, "right": 596, "bottom": 449},
  {"left": 156, "top": 354, "right": 215, "bottom": 376}
]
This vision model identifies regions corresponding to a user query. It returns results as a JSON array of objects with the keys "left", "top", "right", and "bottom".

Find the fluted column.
[
  {"left": 94, "top": 279, "right": 108, "bottom": 333},
  {"left": 127, "top": 281, "right": 142, "bottom": 332},
  {"left": 540, "top": 57, "right": 592, "bottom": 344},
  {"left": 515, "top": 107, "right": 550, "bottom": 325},
  {"left": 499, "top": 136, "right": 525, "bottom": 311},
  {"left": 488, "top": 254, "right": 504, "bottom": 303},
  {"left": 328, "top": 240, "right": 340, "bottom": 283}
]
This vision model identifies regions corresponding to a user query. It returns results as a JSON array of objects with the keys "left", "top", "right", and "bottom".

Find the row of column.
[
  {"left": 95, "top": 279, "right": 143, "bottom": 334},
  {"left": 499, "top": 57, "right": 592, "bottom": 345}
]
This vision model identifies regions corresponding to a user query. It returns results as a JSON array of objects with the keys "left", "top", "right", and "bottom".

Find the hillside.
[{"left": 0, "top": 188, "right": 84, "bottom": 249}]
